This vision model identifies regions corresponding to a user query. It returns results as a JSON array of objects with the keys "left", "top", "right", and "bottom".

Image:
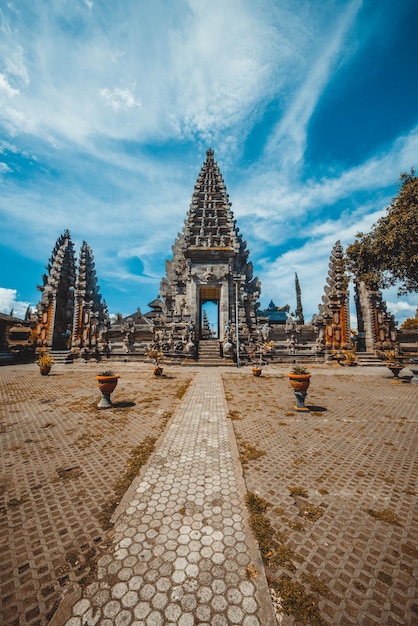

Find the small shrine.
[{"left": 257, "top": 300, "right": 288, "bottom": 324}]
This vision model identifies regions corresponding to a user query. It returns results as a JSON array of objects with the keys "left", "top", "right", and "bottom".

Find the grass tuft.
[
  {"left": 271, "top": 575, "right": 325, "bottom": 625},
  {"left": 366, "top": 508, "right": 402, "bottom": 526}
]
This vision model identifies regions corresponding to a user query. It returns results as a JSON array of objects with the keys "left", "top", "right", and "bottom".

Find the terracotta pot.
[
  {"left": 40, "top": 367, "right": 51, "bottom": 376},
  {"left": 153, "top": 366, "right": 163, "bottom": 377},
  {"left": 96, "top": 375, "right": 120, "bottom": 393},
  {"left": 288, "top": 372, "right": 311, "bottom": 412},
  {"left": 288, "top": 373, "right": 311, "bottom": 393},
  {"left": 252, "top": 367, "right": 262, "bottom": 377},
  {"left": 96, "top": 374, "right": 120, "bottom": 409}
]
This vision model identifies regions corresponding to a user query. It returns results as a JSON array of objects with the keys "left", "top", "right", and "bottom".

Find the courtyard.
[{"left": 0, "top": 361, "right": 417, "bottom": 625}]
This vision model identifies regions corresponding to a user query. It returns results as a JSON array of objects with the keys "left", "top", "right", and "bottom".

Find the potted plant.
[
  {"left": 379, "top": 349, "right": 404, "bottom": 378},
  {"left": 341, "top": 349, "right": 357, "bottom": 366},
  {"left": 249, "top": 341, "right": 274, "bottom": 376},
  {"left": 146, "top": 349, "right": 165, "bottom": 376},
  {"left": 287, "top": 364, "right": 311, "bottom": 411},
  {"left": 37, "top": 353, "right": 54, "bottom": 376},
  {"left": 96, "top": 370, "right": 120, "bottom": 409}
]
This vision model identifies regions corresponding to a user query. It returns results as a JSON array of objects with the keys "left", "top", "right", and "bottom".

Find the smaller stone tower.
[
  {"left": 71, "top": 241, "right": 109, "bottom": 358},
  {"left": 36, "top": 230, "right": 76, "bottom": 350},
  {"left": 37, "top": 232, "right": 109, "bottom": 357},
  {"left": 317, "top": 241, "right": 351, "bottom": 351},
  {"left": 354, "top": 280, "right": 397, "bottom": 351}
]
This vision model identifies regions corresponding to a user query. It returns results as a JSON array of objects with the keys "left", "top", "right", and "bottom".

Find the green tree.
[{"left": 346, "top": 170, "right": 418, "bottom": 295}]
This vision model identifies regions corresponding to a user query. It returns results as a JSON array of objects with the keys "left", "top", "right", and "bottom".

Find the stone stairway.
[
  {"left": 50, "top": 350, "right": 74, "bottom": 365},
  {"left": 197, "top": 339, "right": 226, "bottom": 366},
  {"left": 356, "top": 352, "right": 386, "bottom": 366}
]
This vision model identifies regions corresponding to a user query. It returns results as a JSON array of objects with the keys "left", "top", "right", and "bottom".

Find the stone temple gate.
[{"left": 158, "top": 148, "right": 261, "bottom": 355}]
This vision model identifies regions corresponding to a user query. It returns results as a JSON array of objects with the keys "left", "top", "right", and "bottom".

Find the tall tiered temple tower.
[
  {"left": 36, "top": 232, "right": 109, "bottom": 356},
  {"left": 159, "top": 148, "right": 261, "bottom": 349},
  {"left": 71, "top": 241, "right": 109, "bottom": 357},
  {"left": 317, "top": 241, "right": 351, "bottom": 350},
  {"left": 36, "top": 230, "right": 77, "bottom": 350}
]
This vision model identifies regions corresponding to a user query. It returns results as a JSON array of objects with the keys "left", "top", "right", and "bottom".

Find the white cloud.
[
  {"left": 0, "top": 0, "right": 332, "bottom": 152},
  {"left": 100, "top": 86, "right": 142, "bottom": 110},
  {"left": 0, "top": 288, "right": 30, "bottom": 318},
  {"left": 0, "top": 162, "right": 11, "bottom": 174},
  {"left": 0, "top": 72, "right": 19, "bottom": 98},
  {"left": 386, "top": 300, "right": 416, "bottom": 315}
]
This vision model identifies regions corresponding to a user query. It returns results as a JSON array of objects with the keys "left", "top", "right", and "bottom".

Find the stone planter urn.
[
  {"left": 96, "top": 372, "right": 120, "bottom": 409},
  {"left": 288, "top": 367, "right": 311, "bottom": 412},
  {"left": 386, "top": 363, "right": 403, "bottom": 378},
  {"left": 409, "top": 359, "right": 418, "bottom": 384}
]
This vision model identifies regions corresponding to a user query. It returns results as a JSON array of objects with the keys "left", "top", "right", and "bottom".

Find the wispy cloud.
[
  {"left": 100, "top": 85, "right": 142, "bottom": 110},
  {"left": 264, "top": 0, "right": 363, "bottom": 170},
  {"left": 0, "top": 72, "right": 19, "bottom": 98}
]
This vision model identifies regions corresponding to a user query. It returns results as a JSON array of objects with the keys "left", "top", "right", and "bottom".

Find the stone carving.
[{"left": 260, "top": 323, "right": 271, "bottom": 341}]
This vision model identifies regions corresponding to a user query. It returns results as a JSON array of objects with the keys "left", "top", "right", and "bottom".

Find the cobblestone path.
[{"left": 63, "top": 371, "right": 276, "bottom": 626}]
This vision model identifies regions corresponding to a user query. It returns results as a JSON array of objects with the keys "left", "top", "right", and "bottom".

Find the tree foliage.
[
  {"left": 346, "top": 170, "right": 418, "bottom": 295},
  {"left": 399, "top": 317, "right": 418, "bottom": 331}
]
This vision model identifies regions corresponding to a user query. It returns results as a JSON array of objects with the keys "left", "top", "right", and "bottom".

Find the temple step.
[
  {"left": 50, "top": 351, "right": 74, "bottom": 365},
  {"left": 197, "top": 340, "right": 227, "bottom": 366},
  {"left": 356, "top": 352, "right": 386, "bottom": 366}
]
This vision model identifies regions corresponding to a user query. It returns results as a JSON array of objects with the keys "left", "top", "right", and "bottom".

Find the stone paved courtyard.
[{"left": 0, "top": 361, "right": 417, "bottom": 625}]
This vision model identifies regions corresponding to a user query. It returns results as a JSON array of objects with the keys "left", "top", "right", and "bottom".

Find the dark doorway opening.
[{"left": 199, "top": 287, "right": 220, "bottom": 339}]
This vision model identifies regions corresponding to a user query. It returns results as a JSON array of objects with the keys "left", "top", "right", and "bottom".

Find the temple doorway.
[{"left": 199, "top": 287, "right": 220, "bottom": 339}]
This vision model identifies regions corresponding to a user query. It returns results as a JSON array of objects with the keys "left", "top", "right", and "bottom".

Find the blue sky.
[{"left": 1, "top": 0, "right": 417, "bottom": 326}]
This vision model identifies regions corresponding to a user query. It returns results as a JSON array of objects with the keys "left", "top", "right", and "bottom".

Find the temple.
[{"left": 2, "top": 151, "right": 407, "bottom": 365}]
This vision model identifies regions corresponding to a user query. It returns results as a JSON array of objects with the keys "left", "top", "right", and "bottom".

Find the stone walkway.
[{"left": 61, "top": 371, "right": 276, "bottom": 626}]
